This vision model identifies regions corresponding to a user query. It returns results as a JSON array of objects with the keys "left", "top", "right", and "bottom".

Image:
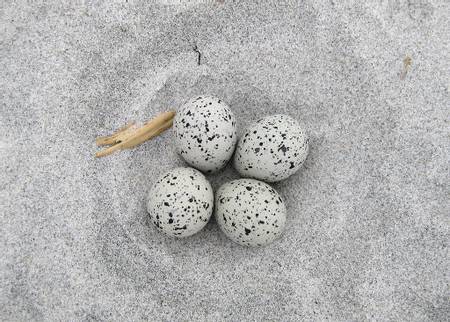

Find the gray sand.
[{"left": 1, "top": 1, "right": 449, "bottom": 321}]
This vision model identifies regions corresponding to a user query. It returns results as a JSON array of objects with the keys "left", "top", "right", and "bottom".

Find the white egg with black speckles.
[
  {"left": 147, "top": 167, "right": 213, "bottom": 238},
  {"left": 215, "top": 179, "right": 286, "bottom": 246},
  {"left": 174, "top": 95, "right": 237, "bottom": 173},
  {"left": 234, "top": 114, "right": 309, "bottom": 182}
]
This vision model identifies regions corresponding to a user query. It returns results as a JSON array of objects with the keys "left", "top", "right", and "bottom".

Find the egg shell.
[
  {"left": 147, "top": 167, "right": 214, "bottom": 238},
  {"left": 174, "top": 95, "right": 237, "bottom": 173},
  {"left": 215, "top": 179, "right": 286, "bottom": 246},
  {"left": 233, "top": 114, "right": 309, "bottom": 182}
]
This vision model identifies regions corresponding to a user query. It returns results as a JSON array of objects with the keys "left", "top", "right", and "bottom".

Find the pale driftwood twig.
[{"left": 95, "top": 111, "right": 175, "bottom": 158}]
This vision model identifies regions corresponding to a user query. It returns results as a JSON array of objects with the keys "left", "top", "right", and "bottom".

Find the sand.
[{"left": 1, "top": 1, "right": 449, "bottom": 320}]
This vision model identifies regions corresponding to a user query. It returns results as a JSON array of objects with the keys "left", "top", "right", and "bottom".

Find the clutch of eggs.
[{"left": 146, "top": 96, "right": 311, "bottom": 246}]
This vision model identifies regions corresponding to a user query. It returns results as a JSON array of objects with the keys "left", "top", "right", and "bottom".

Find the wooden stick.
[
  {"left": 121, "top": 118, "right": 173, "bottom": 149},
  {"left": 96, "top": 122, "right": 136, "bottom": 146},
  {"left": 95, "top": 139, "right": 128, "bottom": 158},
  {"left": 120, "top": 111, "right": 175, "bottom": 147},
  {"left": 95, "top": 111, "right": 175, "bottom": 158}
]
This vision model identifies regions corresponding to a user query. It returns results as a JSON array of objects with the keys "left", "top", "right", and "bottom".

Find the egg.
[
  {"left": 233, "top": 114, "right": 309, "bottom": 182},
  {"left": 215, "top": 179, "right": 286, "bottom": 246},
  {"left": 174, "top": 95, "right": 237, "bottom": 173},
  {"left": 146, "top": 167, "right": 213, "bottom": 237}
]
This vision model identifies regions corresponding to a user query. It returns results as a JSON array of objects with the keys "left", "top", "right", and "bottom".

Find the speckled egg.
[
  {"left": 174, "top": 96, "right": 237, "bottom": 173},
  {"left": 215, "top": 179, "right": 286, "bottom": 246},
  {"left": 147, "top": 167, "right": 214, "bottom": 238},
  {"left": 233, "top": 114, "right": 309, "bottom": 182}
]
